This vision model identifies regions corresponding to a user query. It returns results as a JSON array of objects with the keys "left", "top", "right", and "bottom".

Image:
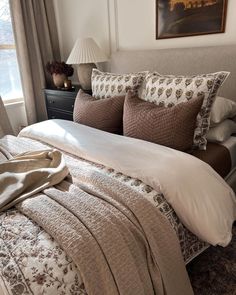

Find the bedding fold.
[
  {"left": 0, "top": 149, "right": 68, "bottom": 211},
  {"left": 19, "top": 120, "right": 236, "bottom": 246}
]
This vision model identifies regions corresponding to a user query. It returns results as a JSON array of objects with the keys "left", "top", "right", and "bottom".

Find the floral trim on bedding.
[
  {"left": 0, "top": 135, "right": 208, "bottom": 294},
  {"left": 0, "top": 210, "right": 85, "bottom": 295},
  {"left": 101, "top": 167, "right": 209, "bottom": 263}
]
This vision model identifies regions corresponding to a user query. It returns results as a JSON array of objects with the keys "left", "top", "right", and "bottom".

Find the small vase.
[{"left": 52, "top": 73, "right": 67, "bottom": 88}]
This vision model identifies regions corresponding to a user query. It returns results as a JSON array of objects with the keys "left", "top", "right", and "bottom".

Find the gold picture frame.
[{"left": 156, "top": 0, "right": 228, "bottom": 39}]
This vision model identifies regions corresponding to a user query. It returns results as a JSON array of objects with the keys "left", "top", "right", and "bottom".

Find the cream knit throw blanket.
[
  {"left": 0, "top": 146, "right": 193, "bottom": 295},
  {"left": 18, "top": 166, "right": 193, "bottom": 294},
  {"left": 0, "top": 149, "right": 68, "bottom": 211}
]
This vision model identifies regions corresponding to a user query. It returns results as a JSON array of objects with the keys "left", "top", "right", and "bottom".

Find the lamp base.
[{"left": 77, "top": 63, "right": 96, "bottom": 91}]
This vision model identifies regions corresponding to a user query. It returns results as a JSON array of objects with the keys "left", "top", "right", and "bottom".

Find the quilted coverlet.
[{"left": 0, "top": 135, "right": 208, "bottom": 295}]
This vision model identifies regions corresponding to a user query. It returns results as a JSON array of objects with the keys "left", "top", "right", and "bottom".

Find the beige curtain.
[
  {"left": 0, "top": 96, "right": 14, "bottom": 138},
  {"left": 9, "top": 0, "right": 60, "bottom": 124}
]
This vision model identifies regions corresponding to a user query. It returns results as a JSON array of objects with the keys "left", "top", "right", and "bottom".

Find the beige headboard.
[{"left": 110, "top": 45, "right": 236, "bottom": 101}]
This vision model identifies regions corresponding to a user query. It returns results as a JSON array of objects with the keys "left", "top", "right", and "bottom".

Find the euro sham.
[{"left": 139, "top": 71, "right": 229, "bottom": 150}]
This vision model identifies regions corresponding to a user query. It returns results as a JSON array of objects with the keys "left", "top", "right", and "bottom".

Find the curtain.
[
  {"left": 9, "top": 0, "right": 60, "bottom": 124},
  {"left": 0, "top": 96, "right": 14, "bottom": 138}
]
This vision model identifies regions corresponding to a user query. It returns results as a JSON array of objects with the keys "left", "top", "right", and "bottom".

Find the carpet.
[{"left": 187, "top": 225, "right": 236, "bottom": 295}]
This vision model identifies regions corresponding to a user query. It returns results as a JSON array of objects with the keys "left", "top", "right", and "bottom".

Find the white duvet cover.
[{"left": 20, "top": 119, "right": 236, "bottom": 246}]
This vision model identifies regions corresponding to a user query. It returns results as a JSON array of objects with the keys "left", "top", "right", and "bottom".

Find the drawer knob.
[
  {"left": 72, "top": 104, "right": 74, "bottom": 108},
  {"left": 49, "top": 100, "right": 55, "bottom": 104}
]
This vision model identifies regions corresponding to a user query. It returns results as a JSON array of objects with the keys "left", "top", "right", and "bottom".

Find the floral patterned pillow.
[
  {"left": 92, "top": 69, "right": 146, "bottom": 99},
  {"left": 139, "top": 71, "right": 230, "bottom": 150}
]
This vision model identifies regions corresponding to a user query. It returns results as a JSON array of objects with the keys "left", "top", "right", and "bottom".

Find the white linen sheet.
[{"left": 19, "top": 119, "right": 236, "bottom": 246}]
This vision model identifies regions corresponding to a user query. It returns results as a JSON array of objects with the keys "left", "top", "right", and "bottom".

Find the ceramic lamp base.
[{"left": 77, "top": 63, "right": 96, "bottom": 91}]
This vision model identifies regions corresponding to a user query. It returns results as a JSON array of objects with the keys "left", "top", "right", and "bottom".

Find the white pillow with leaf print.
[
  {"left": 139, "top": 71, "right": 230, "bottom": 150},
  {"left": 91, "top": 69, "right": 147, "bottom": 100}
]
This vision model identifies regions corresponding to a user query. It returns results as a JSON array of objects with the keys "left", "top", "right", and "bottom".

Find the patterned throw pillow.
[
  {"left": 139, "top": 71, "right": 229, "bottom": 150},
  {"left": 91, "top": 69, "right": 146, "bottom": 99},
  {"left": 73, "top": 90, "right": 124, "bottom": 134},
  {"left": 123, "top": 91, "right": 203, "bottom": 151}
]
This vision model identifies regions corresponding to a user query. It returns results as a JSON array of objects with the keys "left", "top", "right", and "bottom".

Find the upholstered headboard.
[{"left": 110, "top": 45, "right": 236, "bottom": 101}]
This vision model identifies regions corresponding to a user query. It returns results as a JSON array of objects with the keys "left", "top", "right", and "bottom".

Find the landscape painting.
[{"left": 156, "top": 0, "right": 228, "bottom": 39}]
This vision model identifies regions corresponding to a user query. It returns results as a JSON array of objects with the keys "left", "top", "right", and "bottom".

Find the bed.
[
  {"left": 109, "top": 45, "right": 236, "bottom": 190},
  {"left": 0, "top": 45, "right": 236, "bottom": 295},
  {"left": 191, "top": 138, "right": 236, "bottom": 180}
]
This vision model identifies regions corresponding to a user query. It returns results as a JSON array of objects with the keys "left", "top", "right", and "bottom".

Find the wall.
[
  {"left": 54, "top": 0, "right": 236, "bottom": 58},
  {"left": 54, "top": 0, "right": 111, "bottom": 61},
  {"left": 8, "top": 1, "right": 234, "bottom": 132}
]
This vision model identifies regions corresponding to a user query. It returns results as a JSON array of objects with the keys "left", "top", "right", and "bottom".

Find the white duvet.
[{"left": 20, "top": 119, "right": 236, "bottom": 246}]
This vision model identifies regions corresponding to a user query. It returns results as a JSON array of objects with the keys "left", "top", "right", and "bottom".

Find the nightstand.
[{"left": 44, "top": 86, "right": 81, "bottom": 121}]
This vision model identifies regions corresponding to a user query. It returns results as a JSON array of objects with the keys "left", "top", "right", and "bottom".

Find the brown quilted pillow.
[
  {"left": 123, "top": 92, "right": 204, "bottom": 151},
  {"left": 73, "top": 90, "right": 124, "bottom": 134},
  {"left": 139, "top": 71, "right": 229, "bottom": 150}
]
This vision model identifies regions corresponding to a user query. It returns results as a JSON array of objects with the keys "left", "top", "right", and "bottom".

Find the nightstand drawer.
[
  {"left": 46, "top": 95, "right": 75, "bottom": 113},
  {"left": 44, "top": 86, "right": 80, "bottom": 121},
  {"left": 47, "top": 109, "right": 73, "bottom": 121}
]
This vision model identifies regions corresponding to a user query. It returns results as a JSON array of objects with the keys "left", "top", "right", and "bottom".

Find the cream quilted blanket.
[{"left": 0, "top": 138, "right": 193, "bottom": 294}]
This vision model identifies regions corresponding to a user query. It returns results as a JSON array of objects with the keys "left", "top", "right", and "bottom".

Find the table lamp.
[{"left": 67, "top": 37, "right": 108, "bottom": 90}]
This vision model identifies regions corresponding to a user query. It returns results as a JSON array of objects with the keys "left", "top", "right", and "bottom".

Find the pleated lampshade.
[{"left": 67, "top": 38, "right": 108, "bottom": 64}]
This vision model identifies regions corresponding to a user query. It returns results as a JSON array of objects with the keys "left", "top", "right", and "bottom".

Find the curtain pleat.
[
  {"left": 0, "top": 97, "right": 14, "bottom": 138},
  {"left": 9, "top": 0, "right": 60, "bottom": 124}
]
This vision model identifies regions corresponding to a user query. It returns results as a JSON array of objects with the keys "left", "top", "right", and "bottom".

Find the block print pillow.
[
  {"left": 91, "top": 69, "right": 146, "bottom": 99},
  {"left": 139, "top": 71, "right": 229, "bottom": 150}
]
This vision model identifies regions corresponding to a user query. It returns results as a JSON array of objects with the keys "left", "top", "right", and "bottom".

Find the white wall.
[
  {"left": 54, "top": 0, "right": 236, "bottom": 58},
  {"left": 9, "top": 1, "right": 235, "bottom": 132},
  {"left": 116, "top": 0, "right": 236, "bottom": 50},
  {"left": 54, "top": 0, "right": 111, "bottom": 61}
]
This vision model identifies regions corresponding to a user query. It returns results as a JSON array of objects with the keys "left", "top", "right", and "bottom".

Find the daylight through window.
[{"left": 0, "top": 0, "right": 23, "bottom": 101}]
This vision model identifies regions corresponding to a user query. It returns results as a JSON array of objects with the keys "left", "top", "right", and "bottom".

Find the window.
[{"left": 0, "top": 0, "right": 23, "bottom": 102}]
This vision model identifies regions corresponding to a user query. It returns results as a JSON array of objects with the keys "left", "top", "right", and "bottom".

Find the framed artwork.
[{"left": 156, "top": 0, "right": 228, "bottom": 39}]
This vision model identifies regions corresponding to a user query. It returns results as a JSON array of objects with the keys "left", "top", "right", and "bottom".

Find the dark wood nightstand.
[{"left": 44, "top": 86, "right": 81, "bottom": 121}]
